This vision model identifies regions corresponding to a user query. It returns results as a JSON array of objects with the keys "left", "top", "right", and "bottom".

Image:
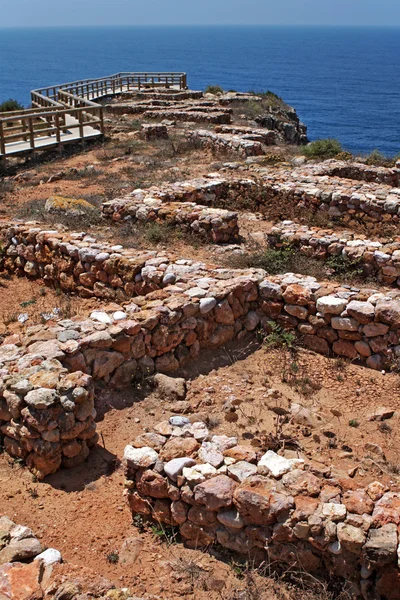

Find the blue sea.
[{"left": 0, "top": 26, "right": 399, "bottom": 156}]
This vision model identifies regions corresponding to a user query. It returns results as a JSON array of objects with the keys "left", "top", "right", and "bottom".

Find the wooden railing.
[{"left": 0, "top": 71, "right": 187, "bottom": 158}]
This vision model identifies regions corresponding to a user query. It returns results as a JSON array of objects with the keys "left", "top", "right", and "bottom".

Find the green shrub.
[
  {"left": 302, "top": 138, "right": 343, "bottom": 159},
  {"left": 326, "top": 254, "right": 364, "bottom": 281},
  {"left": 0, "top": 99, "right": 24, "bottom": 113},
  {"left": 264, "top": 321, "right": 296, "bottom": 350},
  {"left": 205, "top": 85, "right": 224, "bottom": 95},
  {"left": 361, "top": 149, "right": 400, "bottom": 167}
]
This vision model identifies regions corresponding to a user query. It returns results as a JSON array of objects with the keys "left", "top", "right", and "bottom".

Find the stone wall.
[
  {"left": 123, "top": 423, "right": 400, "bottom": 600},
  {"left": 101, "top": 195, "right": 239, "bottom": 244},
  {"left": 106, "top": 99, "right": 233, "bottom": 124},
  {"left": 2, "top": 222, "right": 400, "bottom": 477},
  {"left": 255, "top": 165, "right": 400, "bottom": 230},
  {"left": 312, "top": 160, "right": 400, "bottom": 187},
  {"left": 267, "top": 221, "right": 400, "bottom": 287},
  {"left": 214, "top": 124, "right": 277, "bottom": 145},
  {"left": 101, "top": 171, "right": 400, "bottom": 231},
  {"left": 188, "top": 130, "right": 265, "bottom": 157},
  {"left": 0, "top": 345, "right": 96, "bottom": 479}
]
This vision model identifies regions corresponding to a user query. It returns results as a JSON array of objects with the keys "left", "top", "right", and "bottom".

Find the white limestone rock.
[{"left": 257, "top": 450, "right": 304, "bottom": 478}]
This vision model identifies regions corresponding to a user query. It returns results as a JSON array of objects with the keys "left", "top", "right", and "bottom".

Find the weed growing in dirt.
[
  {"left": 106, "top": 550, "right": 119, "bottom": 564},
  {"left": 348, "top": 419, "right": 359, "bottom": 428},
  {"left": 132, "top": 514, "right": 146, "bottom": 533},
  {"left": 171, "top": 557, "right": 209, "bottom": 592},
  {"left": 264, "top": 322, "right": 296, "bottom": 350},
  {"left": 150, "top": 523, "right": 179, "bottom": 546},
  {"left": 26, "top": 486, "right": 39, "bottom": 499},
  {"left": 326, "top": 254, "right": 364, "bottom": 282}
]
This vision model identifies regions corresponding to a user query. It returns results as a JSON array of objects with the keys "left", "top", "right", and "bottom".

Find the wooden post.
[
  {"left": 99, "top": 107, "right": 104, "bottom": 135},
  {"left": 0, "top": 120, "right": 6, "bottom": 156},
  {"left": 55, "top": 113, "right": 61, "bottom": 143},
  {"left": 28, "top": 118, "right": 35, "bottom": 149},
  {"left": 79, "top": 111, "right": 84, "bottom": 139}
]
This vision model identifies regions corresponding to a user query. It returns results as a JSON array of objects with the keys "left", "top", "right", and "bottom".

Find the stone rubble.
[{"left": 124, "top": 424, "right": 400, "bottom": 599}]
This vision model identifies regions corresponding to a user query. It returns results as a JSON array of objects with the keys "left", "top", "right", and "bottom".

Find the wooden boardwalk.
[{"left": 0, "top": 72, "right": 187, "bottom": 161}]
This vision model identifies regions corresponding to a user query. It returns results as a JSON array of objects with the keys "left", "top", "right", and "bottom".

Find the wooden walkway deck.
[{"left": 0, "top": 72, "right": 187, "bottom": 161}]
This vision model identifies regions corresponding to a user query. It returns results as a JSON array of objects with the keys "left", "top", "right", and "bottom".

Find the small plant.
[
  {"left": 132, "top": 514, "right": 146, "bottom": 533},
  {"left": 348, "top": 419, "right": 359, "bottom": 428},
  {"left": 205, "top": 85, "right": 224, "bottom": 95},
  {"left": 0, "top": 99, "right": 24, "bottom": 113},
  {"left": 26, "top": 486, "right": 39, "bottom": 499},
  {"left": 302, "top": 138, "right": 343, "bottom": 160},
  {"left": 326, "top": 254, "right": 364, "bottom": 282},
  {"left": 150, "top": 523, "right": 179, "bottom": 546},
  {"left": 378, "top": 422, "right": 392, "bottom": 434},
  {"left": 106, "top": 550, "right": 119, "bottom": 564},
  {"left": 264, "top": 321, "right": 296, "bottom": 350},
  {"left": 20, "top": 299, "right": 36, "bottom": 308},
  {"left": 364, "top": 149, "right": 388, "bottom": 167}
]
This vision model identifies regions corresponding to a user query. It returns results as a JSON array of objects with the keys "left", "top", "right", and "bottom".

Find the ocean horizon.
[{"left": 0, "top": 25, "right": 399, "bottom": 156}]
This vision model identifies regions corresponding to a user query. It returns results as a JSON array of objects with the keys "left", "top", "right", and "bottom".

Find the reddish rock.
[
  {"left": 233, "top": 476, "right": 294, "bottom": 525},
  {"left": 320, "top": 485, "right": 342, "bottom": 503},
  {"left": 159, "top": 437, "right": 200, "bottom": 461},
  {"left": 282, "top": 284, "right": 311, "bottom": 306},
  {"left": 179, "top": 521, "right": 215, "bottom": 546},
  {"left": 0, "top": 561, "right": 43, "bottom": 600},
  {"left": 282, "top": 470, "right": 321, "bottom": 497},
  {"left": 187, "top": 505, "right": 218, "bottom": 527},
  {"left": 194, "top": 475, "right": 237, "bottom": 511},
  {"left": 302, "top": 335, "right": 329, "bottom": 355},
  {"left": 371, "top": 492, "right": 400, "bottom": 527},
  {"left": 127, "top": 491, "right": 152, "bottom": 515},
  {"left": 224, "top": 445, "right": 258, "bottom": 463},
  {"left": 342, "top": 490, "right": 374, "bottom": 515},
  {"left": 136, "top": 470, "right": 169, "bottom": 498},
  {"left": 332, "top": 339, "right": 358, "bottom": 359},
  {"left": 170, "top": 501, "right": 188, "bottom": 525},
  {"left": 153, "top": 499, "right": 175, "bottom": 525},
  {"left": 293, "top": 496, "right": 319, "bottom": 520}
]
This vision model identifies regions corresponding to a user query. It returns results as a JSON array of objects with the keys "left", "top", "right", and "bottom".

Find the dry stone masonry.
[
  {"left": 189, "top": 129, "right": 265, "bottom": 157},
  {"left": 268, "top": 220, "right": 400, "bottom": 287},
  {"left": 2, "top": 221, "right": 400, "bottom": 478},
  {"left": 102, "top": 194, "right": 239, "bottom": 244},
  {"left": 124, "top": 422, "right": 400, "bottom": 600},
  {"left": 254, "top": 163, "right": 400, "bottom": 230}
]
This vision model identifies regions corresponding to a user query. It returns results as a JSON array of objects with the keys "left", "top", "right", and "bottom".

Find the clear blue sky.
[{"left": 2, "top": 0, "right": 400, "bottom": 28}]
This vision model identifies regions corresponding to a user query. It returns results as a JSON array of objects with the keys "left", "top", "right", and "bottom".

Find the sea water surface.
[{"left": 0, "top": 26, "right": 399, "bottom": 156}]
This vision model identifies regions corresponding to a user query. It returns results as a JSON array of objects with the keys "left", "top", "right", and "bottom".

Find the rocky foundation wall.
[
  {"left": 313, "top": 160, "right": 400, "bottom": 187},
  {"left": 214, "top": 124, "right": 277, "bottom": 145},
  {"left": 106, "top": 172, "right": 400, "bottom": 230},
  {"left": 2, "top": 222, "right": 400, "bottom": 477},
  {"left": 0, "top": 351, "right": 96, "bottom": 479},
  {"left": 268, "top": 221, "right": 400, "bottom": 287},
  {"left": 188, "top": 129, "right": 265, "bottom": 157},
  {"left": 124, "top": 423, "right": 400, "bottom": 600},
  {"left": 101, "top": 196, "right": 239, "bottom": 244}
]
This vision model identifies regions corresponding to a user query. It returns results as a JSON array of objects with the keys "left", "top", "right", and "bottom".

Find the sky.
[{"left": 1, "top": 0, "right": 400, "bottom": 28}]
